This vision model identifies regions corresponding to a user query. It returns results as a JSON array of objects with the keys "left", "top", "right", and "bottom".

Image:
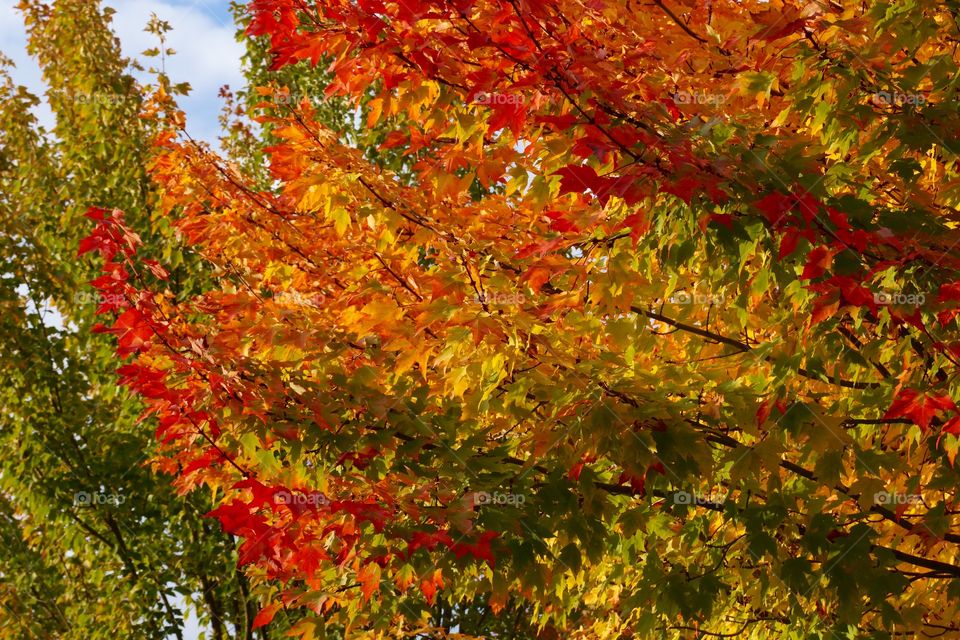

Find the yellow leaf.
[{"left": 331, "top": 207, "right": 350, "bottom": 236}]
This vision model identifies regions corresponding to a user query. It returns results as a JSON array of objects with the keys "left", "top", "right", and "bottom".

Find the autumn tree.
[{"left": 87, "top": 0, "right": 960, "bottom": 638}]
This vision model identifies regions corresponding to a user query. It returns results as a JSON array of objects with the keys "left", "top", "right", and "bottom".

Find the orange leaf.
[
  {"left": 525, "top": 267, "right": 551, "bottom": 293},
  {"left": 357, "top": 563, "right": 381, "bottom": 602},
  {"left": 252, "top": 603, "right": 281, "bottom": 629}
]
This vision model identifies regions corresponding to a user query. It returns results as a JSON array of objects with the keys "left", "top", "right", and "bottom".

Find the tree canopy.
[{"left": 10, "top": 0, "right": 960, "bottom": 638}]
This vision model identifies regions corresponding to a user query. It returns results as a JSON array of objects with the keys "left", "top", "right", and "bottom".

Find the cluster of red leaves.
[
  {"left": 81, "top": 208, "right": 499, "bottom": 609},
  {"left": 747, "top": 189, "right": 960, "bottom": 434}
]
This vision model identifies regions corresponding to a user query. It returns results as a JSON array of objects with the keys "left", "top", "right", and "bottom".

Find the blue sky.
[{"left": 0, "top": 0, "right": 245, "bottom": 145}]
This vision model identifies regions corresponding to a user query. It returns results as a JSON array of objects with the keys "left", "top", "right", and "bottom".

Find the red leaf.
[
  {"left": 832, "top": 276, "right": 875, "bottom": 308},
  {"left": 407, "top": 529, "right": 454, "bottom": 556},
  {"left": 450, "top": 530, "right": 498, "bottom": 566},
  {"left": 757, "top": 399, "right": 772, "bottom": 426},
  {"left": 757, "top": 18, "right": 806, "bottom": 42},
  {"left": 112, "top": 308, "right": 155, "bottom": 355},
  {"left": 617, "top": 471, "right": 646, "bottom": 496},
  {"left": 826, "top": 207, "right": 851, "bottom": 231},
  {"left": 660, "top": 97, "right": 681, "bottom": 121},
  {"left": 555, "top": 164, "right": 602, "bottom": 197},
  {"left": 801, "top": 245, "right": 833, "bottom": 280},
  {"left": 755, "top": 192, "right": 794, "bottom": 227},
  {"left": 486, "top": 100, "right": 527, "bottom": 138},
  {"left": 567, "top": 462, "right": 585, "bottom": 481},
  {"left": 938, "top": 282, "right": 960, "bottom": 303},
  {"left": 809, "top": 294, "right": 839, "bottom": 325},
  {"left": 883, "top": 389, "right": 958, "bottom": 431},
  {"left": 941, "top": 416, "right": 960, "bottom": 436},
  {"left": 707, "top": 213, "right": 736, "bottom": 230},
  {"left": 544, "top": 210, "right": 580, "bottom": 233},
  {"left": 84, "top": 206, "right": 109, "bottom": 221},
  {"left": 618, "top": 213, "right": 649, "bottom": 244},
  {"left": 659, "top": 176, "right": 701, "bottom": 204},
  {"left": 515, "top": 237, "right": 564, "bottom": 259},
  {"left": 938, "top": 309, "right": 960, "bottom": 327},
  {"left": 77, "top": 235, "right": 102, "bottom": 256},
  {"left": 252, "top": 603, "right": 281, "bottom": 629},
  {"left": 778, "top": 229, "right": 800, "bottom": 259}
]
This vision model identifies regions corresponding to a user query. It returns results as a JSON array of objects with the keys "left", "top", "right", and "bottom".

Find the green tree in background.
[{"left": 0, "top": 2, "right": 262, "bottom": 638}]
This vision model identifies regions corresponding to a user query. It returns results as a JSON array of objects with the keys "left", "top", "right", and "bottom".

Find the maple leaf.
[
  {"left": 568, "top": 462, "right": 585, "bottom": 481},
  {"left": 778, "top": 229, "right": 801, "bottom": 259},
  {"left": 555, "top": 164, "right": 603, "bottom": 198},
  {"left": 658, "top": 175, "right": 702, "bottom": 205},
  {"left": 407, "top": 529, "right": 454, "bottom": 556},
  {"left": 801, "top": 246, "right": 833, "bottom": 280},
  {"left": 755, "top": 192, "right": 794, "bottom": 227},
  {"left": 419, "top": 569, "right": 444, "bottom": 604},
  {"left": 938, "top": 282, "right": 960, "bottom": 303},
  {"left": 757, "top": 399, "right": 772, "bottom": 426},
  {"left": 617, "top": 471, "right": 646, "bottom": 496},
  {"left": 618, "top": 212, "right": 649, "bottom": 244},
  {"left": 252, "top": 603, "right": 281, "bottom": 629},
  {"left": 831, "top": 276, "right": 875, "bottom": 308},
  {"left": 706, "top": 213, "right": 736, "bottom": 230},
  {"left": 357, "top": 563, "right": 381, "bottom": 602},
  {"left": 485, "top": 99, "right": 527, "bottom": 139},
  {"left": 94, "top": 308, "right": 154, "bottom": 355},
  {"left": 941, "top": 417, "right": 960, "bottom": 436},
  {"left": 77, "top": 235, "right": 102, "bottom": 257},
  {"left": 544, "top": 210, "right": 580, "bottom": 234},
  {"left": 450, "top": 531, "right": 498, "bottom": 566},
  {"left": 883, "top": 389, "right": 958, "bottom": 431}
]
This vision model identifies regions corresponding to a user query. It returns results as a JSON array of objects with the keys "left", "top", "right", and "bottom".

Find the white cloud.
[{"left": 107, "top": 0, "right": 244, "bottom": 144}]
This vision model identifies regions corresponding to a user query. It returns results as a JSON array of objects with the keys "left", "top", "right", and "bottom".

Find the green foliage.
[{"left": 0, "top": 2, "right": 253, "bottom": 638}]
